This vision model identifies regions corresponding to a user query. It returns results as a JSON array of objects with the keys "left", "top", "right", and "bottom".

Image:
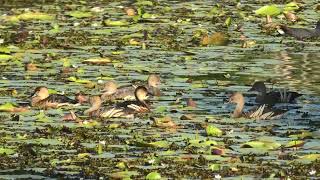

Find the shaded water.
[{"left": 0, "top": 0, "right": 320, "bottom": 179}]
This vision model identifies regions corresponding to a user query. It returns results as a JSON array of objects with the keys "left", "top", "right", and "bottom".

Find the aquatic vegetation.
[{"left": 0, "top": 0, "right": 319, "bottom": 179}]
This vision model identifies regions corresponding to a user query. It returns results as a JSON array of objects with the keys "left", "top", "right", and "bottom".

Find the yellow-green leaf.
[
  {"left": 255, "top": 5, "right": 281, "bottom": 16},
  {"left": 206, "top": 125, "right": 223, "bottom": 137},
  {"left": 68, "top": 11, "right": 93, "bottom": 18}
]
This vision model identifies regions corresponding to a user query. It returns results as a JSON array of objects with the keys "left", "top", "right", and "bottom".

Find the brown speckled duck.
[
  {"left": 85, "top": 86, "right": 151, "bottom": 118},
  {"left": 101, "top": 74, "right": 160, "bottom": 102},
  {"left": 248, "top": 81, "right": 302, "bottom": 106},
  {"left": 31, "top": 86, "right": 79, "bottom": 109},
  {"left": 229, "top": 92, "right": 287, "bottom": 120}
]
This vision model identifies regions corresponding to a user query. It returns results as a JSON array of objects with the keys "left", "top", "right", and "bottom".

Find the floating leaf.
[
  {"left": 225, "top": 17, "right": 232, "bottom": 27},
  {"left": 285, "top": 140, "right": 305, "bottom": 148},
  {"left": 289, "top": 131, "right": 312, "bottom": 139},
  {"left": 18, "top": 12, "right": 54, "bottom": 21},
  {"left": 68, "top": 11, "right": 93, "bottom": 18},
  {"left": 299, "top": 154, "right": 320, "bottom": 161},
  {"left": 148, "top": 140, "right": 170, "bottom": 148},
  {"left": 0, "top": 148, "right": 15, "bottom": 155},
  {"left": 78, "top": 153, "right": 91, "bottom": 159},
  {"left": 242, "top": 141, "right": 281, "bottom": 150},
  {"left": 134, "top": 1, "right": 154, "bottom": 6},
  {"left": 211, "top": 147, "right": 224, "bottom": 155},
  {"left": 206, "top": 125, "right": 223, "bottom": 137},
  {"left": 209, "top": 164, "right": 221, "bottom": 171},
  {"left": 0, "top": 54, "right": 13, "bottom": 61},
  {"left": 255, "top": 5, "right": 281, "bottom": 16},
  {"left": 67, "top": 76, "right": 92, "bottom": 84},
  {"left": 83, "top": 57, "right": 112, "bottom": 65},
  {"left": 110, "top": 171, "right": 139, "bottom": 179},
  {"left": 104, "top": 20, "right": 129, "bottom": 26},
  {"left": 284, "top": 2, "right": 299, "bottom": 12},
  {"left": 0, "top": 102, "right": 15, "bottom": 112},
  {"left": 146, "top": 172, "right": 161, "bottom": 180},
  {"left": 0, "top": 47, "right": 11, "bottom": 54}
]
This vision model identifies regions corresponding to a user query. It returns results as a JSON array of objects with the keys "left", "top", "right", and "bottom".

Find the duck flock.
[{"left": 29, "top": 74, "right": 302, "bottom": 121}]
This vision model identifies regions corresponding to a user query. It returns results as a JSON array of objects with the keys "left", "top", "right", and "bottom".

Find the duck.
[
  {"left": 31, "top": 86, "right": 79, "bottom": 109},
  {"left": 229, "top": 92, "right": 287, "bottom": 120},
  {"left": 101, "top": 74, "right": 160, "bottom": 102},
  {"left": 85, "top": 86, "right": 151, "bottom": 118},
  {"left": 248, "top": 81, "right": 302, "bottom": 105},
  {"left": 277, "top": 21, "right": 320, "bottom": 40}
]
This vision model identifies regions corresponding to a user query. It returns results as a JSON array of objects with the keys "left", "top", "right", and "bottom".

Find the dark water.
[{"left": 0, "top": 0, "right": 319, "bottom": 179}]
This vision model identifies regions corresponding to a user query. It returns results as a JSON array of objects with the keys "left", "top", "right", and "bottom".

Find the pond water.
[{"left": 0, "top": 0, "right": 319, "bottom": 179}]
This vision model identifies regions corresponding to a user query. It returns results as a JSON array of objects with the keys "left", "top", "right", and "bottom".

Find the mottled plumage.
[
  {"left": 101, "top": 74, "right": 160, "bottom": 102},
  {"left": 229, "top": 92, "right": 287, "bottom": 120},
  {"left": 31, "top": 86, "right": 78, "bottom": 109},
  {"left": 85, "top": 86, "right": 151, "bottom": 118}
]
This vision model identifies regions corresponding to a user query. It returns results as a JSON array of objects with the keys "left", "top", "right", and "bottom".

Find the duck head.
[
  {"left": 147, "top": 74, "right": 161, "bottom": 88},
  {"left": 102, "top": 81, "right": 118, "bottom": 95},
  {"left": 31, "top": 86, "right": 49, "bottom": 100},
  {"left": 135, "top": 86, "right": 150, "bottom": 102},
  {"left": 248, "top": 81, "right": 267, "bottom": 94}
]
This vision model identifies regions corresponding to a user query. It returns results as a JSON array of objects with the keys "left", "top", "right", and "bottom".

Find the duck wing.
[
  {"left": 246, "top": 105, "right": 287, "bottom": 120},
  {"left": 47, "top": 94, "right": 78, "bottom": 104},
  {"left": 281, "top": 26, "right": 318, "bottom": 40},
  {"left": 267, "top": 90, "right": 302, "bottom": 103}
]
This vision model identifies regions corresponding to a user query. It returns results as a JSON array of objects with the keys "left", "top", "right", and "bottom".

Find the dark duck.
[
  {"left": 278, "top": 21, "right": 320, "bottom": 40},
  {"left": 248, "top": 81, "right": 302, "bottom": 106}
]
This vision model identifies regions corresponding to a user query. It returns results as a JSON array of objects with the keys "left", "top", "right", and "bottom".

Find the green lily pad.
[
  {"left": 18, "top": 12, "right": 54, "bottom": 21},
  {"left": 255, "top": 5, "right": 281, "bottom": 16},
  {"left": 67, "top": 11, "right": 93, "bottom": 18},
  {"left": 148, "top": 140, "right": 170, "bottom": 148},
  {"left": 299, "top": 154, "right": 320, "bottom": 161},
  {"left": 242, "top": 140, "right": 281, "bottom": 150},
  {"left": 0, "top": 54, "right": 14, "bottom": 61},
  {"left": 285, "top": 140, "right": 305, "bottom": 148},
  {"left": 104, "top": 20, "right": 129, "bottom": 26},
  {"left": 206, "top": 125, "right": 223, "bottom": 137},
  {"left": 83, "top": 57, "right": 112, "bottom": 65},
  {"left": 284, "top": 2, "right": 299, "bottom": 12},
  {"left": 67, "top": 76, "right": 92, "bottom": 84},
  {"left": 0, "top": 147, "right": 15, "bottom": 155},
  {"left": 110, "top": 171, "right": 139, "bottom": 179},
  {"left": 146, "top": 172, "right": 161, "bottom": 180},
  {"left": 0, "top": 102, "right": 15, "bottom": 112}
]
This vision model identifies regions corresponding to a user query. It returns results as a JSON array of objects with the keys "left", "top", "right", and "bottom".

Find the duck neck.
[
  {"left": 233, "top": 101, "right": 244, "bottom": 118},
  {"left": 84, "top": 99, "right": 102, "bottom": 115}
]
